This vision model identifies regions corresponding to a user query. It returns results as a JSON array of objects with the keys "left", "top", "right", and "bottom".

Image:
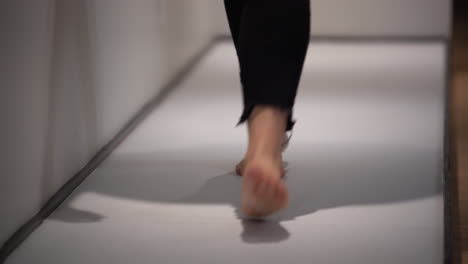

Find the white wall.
[
  {"left": 87, "top": 0, "right": 165, "bottom": 148},
  {"left": 0, "top": 0, "right": 55, "bottom": 246},
  {"left": 310, "top": 0, "right": 450, "bottom": 37},
  {"left": 160, "top": 0, "right": 217, "bottom": 84},
  {"left": 213, "top": 0, "right": 451, "bottom": 37},
  {"left": 0, "top": 0, "right": 218, "bottom": 246},
  {"left": 89, "top": 0, "right": 217, "bottom": 148}
]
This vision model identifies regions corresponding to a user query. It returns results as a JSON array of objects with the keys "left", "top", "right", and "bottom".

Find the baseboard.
[{"left": 215, "top": 33, "right": 448, "bottom": 43}]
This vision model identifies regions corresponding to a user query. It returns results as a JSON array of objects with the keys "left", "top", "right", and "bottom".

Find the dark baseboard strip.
[
  {"left": 446, "top": 37, "right": 462, "bottom": 264},
  {"left": 0, "top": 38, "right": 218, "bottom": 264},
  {"left": 443, "top": 41, "right": 452, "bottom": 264},
  {"left": 216, "top": 34, "right": 448, "bottom": 43},
  {"left": 309, "top": 35, "right": 448, "bottom": 43}
]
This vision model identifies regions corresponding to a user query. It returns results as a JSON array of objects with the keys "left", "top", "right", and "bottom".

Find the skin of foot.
[
  {"left": 236, "top": 131, "right": 289, "bottom": 177},
  {"left": 238, "top": 105, "right": 290, "bottom": 218},
  {"left": 241, "top": 157, "right": 288, "bottom": 218}
]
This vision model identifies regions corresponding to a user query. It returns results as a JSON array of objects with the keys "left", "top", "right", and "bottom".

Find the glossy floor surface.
[{"left": 7, "top": 42, "right": 446, "bottom": 264}]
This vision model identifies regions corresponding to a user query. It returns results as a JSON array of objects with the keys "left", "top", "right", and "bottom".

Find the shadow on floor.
[{"left": 49, "top": 143, "right": 442, "bottom": 244}]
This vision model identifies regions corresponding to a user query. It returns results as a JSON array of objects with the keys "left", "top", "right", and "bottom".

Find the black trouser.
[{"left": 224, "top": 0, "right": 310, "bottom": 131}]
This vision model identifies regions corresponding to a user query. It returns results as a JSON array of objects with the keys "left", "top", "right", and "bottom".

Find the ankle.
[
  {"left": 245, "top": 148, "right": 282, "bottom": 163},
  {"left": 248, "top": 105, "right": 288, "bottom": 130}
]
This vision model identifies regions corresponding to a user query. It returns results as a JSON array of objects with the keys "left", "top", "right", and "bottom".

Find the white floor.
[{"left": 8, "top": 42, "right": 446, "bottom": 264}]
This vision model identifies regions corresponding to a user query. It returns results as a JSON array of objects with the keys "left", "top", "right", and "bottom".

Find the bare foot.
[
  {"left": 236, "top": 133, "right": 290, "bottom": 177},
  {"left": 238, "top": 105, "right": 290, "bottom": 218},
  {"left": 235, "top": 158, "right": 285, "bottom": 178},
  {"left": 241, "top": 157, "right": 288, "bottom": 218}
]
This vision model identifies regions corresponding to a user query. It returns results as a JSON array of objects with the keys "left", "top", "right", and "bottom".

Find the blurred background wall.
[
  {"left": 0, "top": 0, "right": 451, "bottom": 247},
  {"left": 0, "top": 0, "right": 218, "bottom": 246},
  {"left": 211, "top": 0, "right": 451, "bottom": 37}
]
